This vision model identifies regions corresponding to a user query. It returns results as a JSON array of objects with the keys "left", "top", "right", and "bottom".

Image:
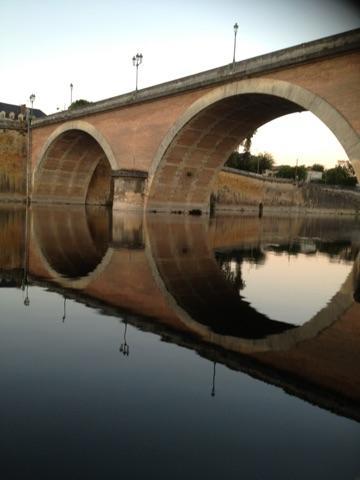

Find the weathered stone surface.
[
  {"left": 0, "top": 128, "right": 26, "bottom": 201},
  {"left": 214, "top": 169, "right": 360, "bottom": 214}
]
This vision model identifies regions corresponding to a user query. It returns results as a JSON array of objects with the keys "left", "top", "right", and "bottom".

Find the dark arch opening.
[{"left": 33, "top": 129, "right": 113, "bottom": 206}]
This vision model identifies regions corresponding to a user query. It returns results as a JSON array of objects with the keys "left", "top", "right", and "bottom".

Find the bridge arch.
[
  {"left": 147, "top": 78, "right": 360, "bottom": 213},
  {"left": 32, "top": 121, "right": 117, "bottom": 205}
]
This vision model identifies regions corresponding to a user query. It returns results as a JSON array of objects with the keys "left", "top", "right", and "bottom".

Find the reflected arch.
[
  {"left": 31, "top": 206, "right": 115, "bottom": 290},
  {"left": 145, "top": 217, "right": 360, "bottom": 354},
  {"left": 32, "top": 121, "right": 117, "bottom": 206},
  {"left": 147, "top": 78, "right": 360, "bottom": 213}
]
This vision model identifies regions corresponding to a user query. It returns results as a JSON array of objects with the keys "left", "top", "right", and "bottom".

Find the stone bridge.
[{"left": 30, "top": 29, "right": 360, "bottom": 213}]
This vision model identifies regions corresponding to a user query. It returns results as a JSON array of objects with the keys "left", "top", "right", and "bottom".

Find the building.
[
  {"left": 0, "top": 102, "right": 46, "bottom": 121},
  {"left": 306, "top": 170, "right": 323, "bottom": 182}
]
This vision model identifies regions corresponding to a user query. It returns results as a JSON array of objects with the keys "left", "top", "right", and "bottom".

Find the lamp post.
[
  {"left": 21, "top": 189, "right": 31, "bottom": 307},
  {"left": 62, "top": 296, "right": 67, "bottom": 322},
  {"left": 70, "top": 83, "right": 73, "bottom": 106},
  {"left": 232, "top": 22, "right": 239, "bottom": 68},
  {"left": 26, "top": 93, "right": 36, "bottom": 207},
  {"left": 211, "top": 361, "right": 217, "bottom": 397},
  {"left": 119, "top": 321, "right": 130, "bottom": 356},
  {"left": 132, "top": 53, "right": 143, "bottom": 91}
]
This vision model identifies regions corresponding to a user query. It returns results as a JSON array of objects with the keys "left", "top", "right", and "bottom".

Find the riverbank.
[{"left": 213, "top": 168, "right": 360, "bottom": 216}]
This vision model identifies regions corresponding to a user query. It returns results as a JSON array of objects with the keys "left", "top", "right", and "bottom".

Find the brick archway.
[
  {"left": 147, "top": 78, "right": 360, "bottom": 213},
  {"left": 32, "top": 121, "right": 117, "bottom": 205}
]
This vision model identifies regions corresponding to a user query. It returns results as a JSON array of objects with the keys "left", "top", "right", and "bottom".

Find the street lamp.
[
  {"left": 119, "top": 321, "right": 130, "bottom": 356},
  {"left": 70, "top": 83, "right": 73, "bottom": 106},
  {"left": 26, "top": 93, "right": 36, "bottom": 206},
  {"left": 232, "top": 22, "right": 239, "bottom": 68},
  {"left": 211, "top": 361, "right": 217, "bottom": 397},
  {"left": 30, "top": 93, "right": 35, "bottom": 113},
  {"left": 132, "top": 53, "right": 143, "bottom": 91},
  {"left": 62, "top": 296, "right": 67, "bottom": 322}
]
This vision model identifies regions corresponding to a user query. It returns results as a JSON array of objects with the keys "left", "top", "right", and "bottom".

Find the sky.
[{"left": 1, "top": 0, "right": 359, "bottom": 167}]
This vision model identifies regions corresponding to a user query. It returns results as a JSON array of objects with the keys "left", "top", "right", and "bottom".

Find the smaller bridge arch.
[
  {"left": 32, "top": 121, "right": 117, "bottom": 206},
  {"left": 147, "top": 78, "right": 360, "bottom": 213}
]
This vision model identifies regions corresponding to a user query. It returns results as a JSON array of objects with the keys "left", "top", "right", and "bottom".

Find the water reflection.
[
  {"left": 32, "top": 205, "right": 110, "bottom": 280},
  {"left": 1, "top": 205, "right": 360, "bottom": 419},
  {"left": 216, "top": 238, "right": 356, "bottom": 325},
  {"left": 1, "top": 205, "right": 360, "bottom": 479}
]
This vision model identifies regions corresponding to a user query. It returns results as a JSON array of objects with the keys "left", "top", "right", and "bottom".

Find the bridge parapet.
[{"left": 32, "top": 29, "right": 360, "bottom": 128}]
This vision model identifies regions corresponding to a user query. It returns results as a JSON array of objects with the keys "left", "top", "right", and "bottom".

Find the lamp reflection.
[
  {"left": 119, "top": 321, "right": 130, "bottom": 356},
  {"left": 211, "top": 361, "right": 217, "bottom": 397}
]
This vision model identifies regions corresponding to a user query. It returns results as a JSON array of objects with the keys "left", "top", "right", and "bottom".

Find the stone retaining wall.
[{"left": 214, "top": 169, "right": 360, "bottom": 215}]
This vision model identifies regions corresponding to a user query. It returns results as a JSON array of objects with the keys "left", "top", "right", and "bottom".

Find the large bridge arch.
[
  {"left": 32, "top": 121, "right": 117, "bottom": 205},
  {"left": 147, "top": 78, "right": 360, "bottom": 213}
]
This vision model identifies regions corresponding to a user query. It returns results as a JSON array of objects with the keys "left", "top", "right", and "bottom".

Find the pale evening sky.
[{"left": 1, "top": 0, "right": 359, "bottom": 167}]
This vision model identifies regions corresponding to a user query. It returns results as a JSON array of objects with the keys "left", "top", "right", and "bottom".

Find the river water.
[{"left": 0, "top": 205, "right": 359, "bottom": 479}]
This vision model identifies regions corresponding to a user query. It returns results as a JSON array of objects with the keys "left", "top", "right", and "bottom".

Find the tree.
[
  {"left": 275, "top": 164, "right": 307, "bottom": 181},
  {"left": 310, "top": 163, "right": 324, "bottom": 172},
  {"left": 69, "top": 99, "right": 91, "bottom": 110},
  {"left": 255, "top": 152, "right": 275, "bottom": 173},
  {"left": 323, "top": 165, "right": 357, "bottom": 187},
  {"left": 225, "top": 151, "right": 274, "bottom": 174},
  {"left": 242, "top": 129, "right": 257, "bottom": 154}
]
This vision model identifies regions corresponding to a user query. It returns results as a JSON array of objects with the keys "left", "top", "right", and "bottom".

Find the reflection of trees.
[
  {"left": 219, "top": 259, "right": 245, "bottom": 291},
  {"left": 215, "top": 248, "right": 266, "bottom": 292},
  {"left": 264, "top": 240, "right": 359, "bottom": 263},
  {"left": 216, "top": 241, "right": 359, "bottom": 292},
  {"left": 315, "top": 242, "right": 359, "bottom": 262}
]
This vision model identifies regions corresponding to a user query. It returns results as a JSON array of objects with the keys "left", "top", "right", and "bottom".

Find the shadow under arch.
[
  {"left": 31, "top": 205, "right": 115, "bottom": 290},
  {"left": 145, "top": 216, "right": 360, "bottom": 354},
  {"left": 32, "top": 121, "right": 117, "bottom": 206},
  {"left": 147, "top": 78, "right": 360, "bottom": 213}
]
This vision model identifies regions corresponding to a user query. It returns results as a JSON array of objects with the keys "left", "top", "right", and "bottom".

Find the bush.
[
  {"left": 323, "top": 165, "right": 357, "bottom": 187},
  {"left": 68, "top": 99, "right": 91, "bottom": 110},
  {"left": 225, "top": 151, "right": 274, "bottom": 174}
]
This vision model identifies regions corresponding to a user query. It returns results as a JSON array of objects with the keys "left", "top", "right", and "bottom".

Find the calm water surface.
[{"left": 0, "top": 205, "right": 359, "bottom": 479}]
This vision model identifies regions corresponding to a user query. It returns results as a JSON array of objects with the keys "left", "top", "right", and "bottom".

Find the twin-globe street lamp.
[
  {"left": 132, "top": 53, "right": 143, "bottom": 91},
  {"left": 132, "top": 23, "right": 235, "bottom": 91}
]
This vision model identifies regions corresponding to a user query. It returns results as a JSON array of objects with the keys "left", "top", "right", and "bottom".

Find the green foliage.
[
  {"left": 225, "top": 151, "right": 274, "bottom": 174},
  {"left": 311, "top": 163, "right": 325, "bottom": 172},
  {"left": 242, "top": 129, "right": 257, "bottom": 153},
  {"left": 275, "top": 164, "right": 307, "bottom": 181},
  {"left": 68, "top": 99, "right": 91, "bottom": 110},
  {"left": 323, "top": 164, "right": 357, "bottom": 187}
]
